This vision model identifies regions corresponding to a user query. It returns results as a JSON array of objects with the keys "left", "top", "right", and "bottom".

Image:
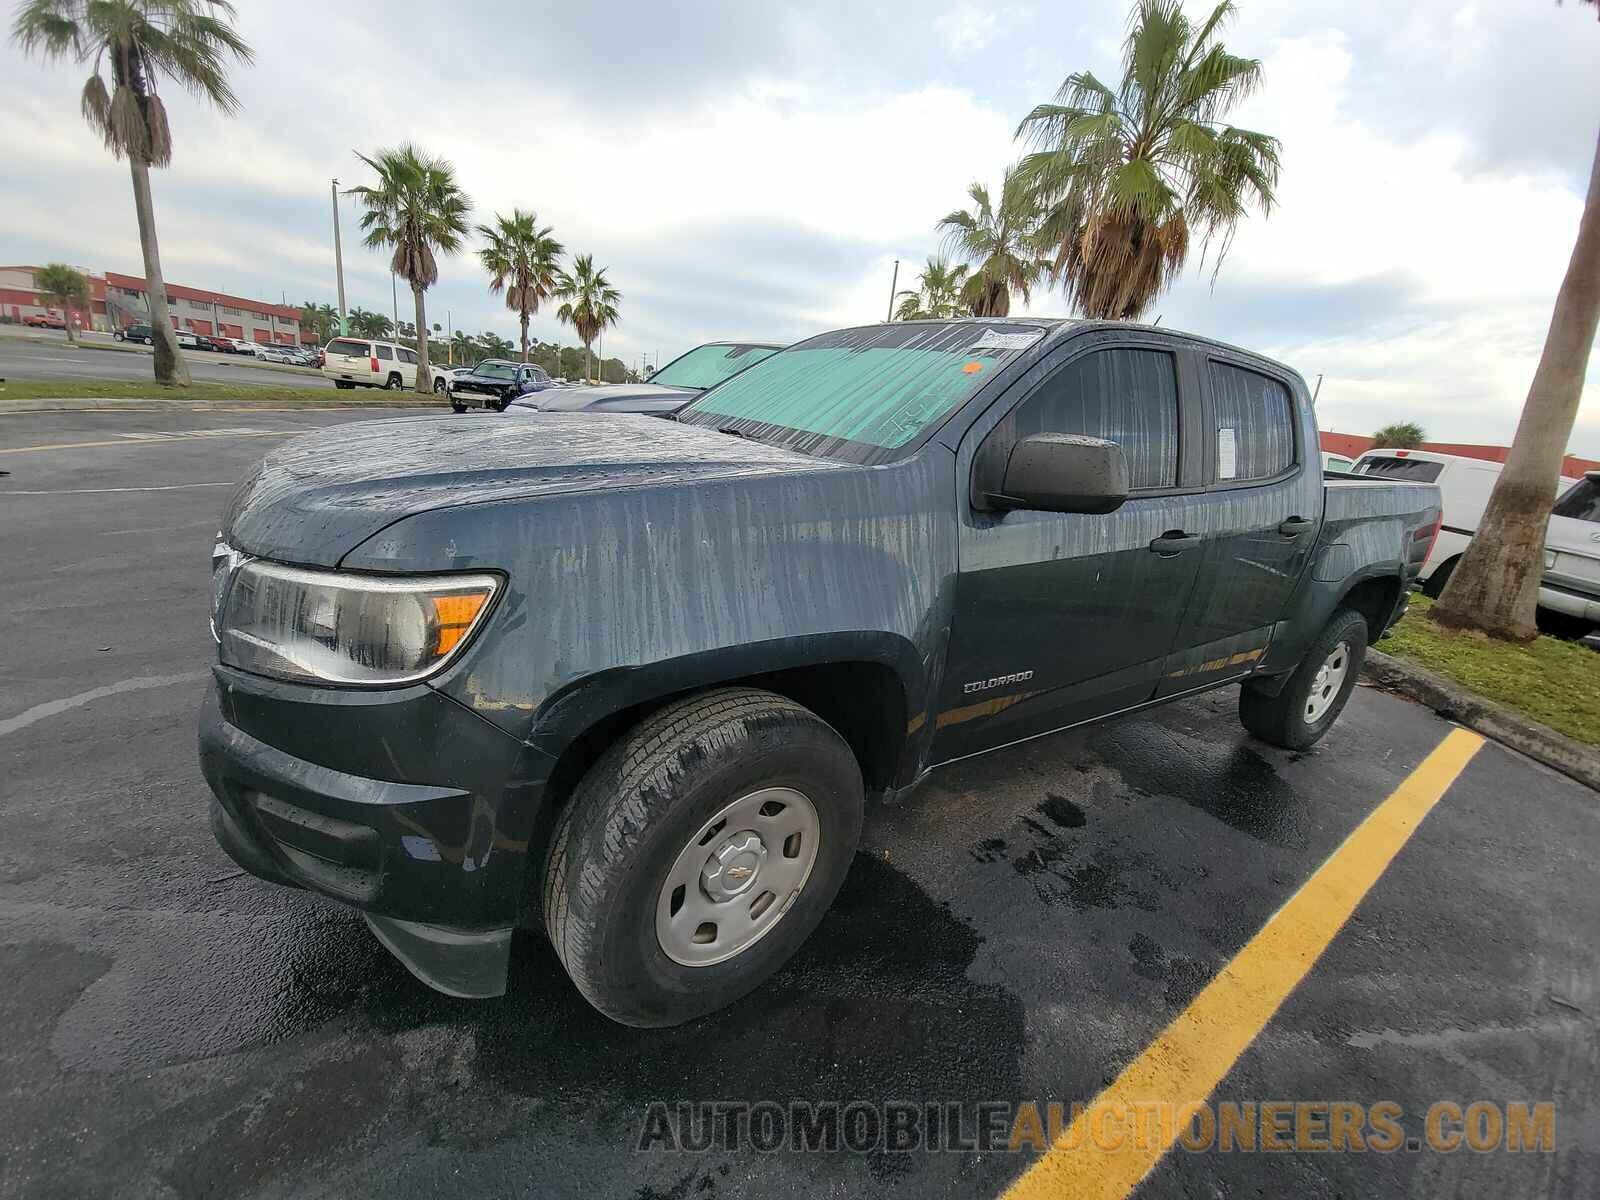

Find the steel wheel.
[
  {"left": 655, "top": 786, "right": 821, "bottom": 967},
  {"left": 1303, "top": 640, "right": 1350, "bottom": 724}
]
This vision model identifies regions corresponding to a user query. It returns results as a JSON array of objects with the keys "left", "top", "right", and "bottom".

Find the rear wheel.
[
  {"left": 433, "top": 377, "right": 447, "bottom": 394},
  {"left": 333, "top": 380, "right": 355, "bottom": 390},
  {"left": 1421, "top": 557, "right": 1457, "bottom": 599},
  {"left": 385, "top": 372, "right": 403, "bottom": 390},
  {"left": 1240, "top": 609, "right": 1368, "bottom": 750},
  {"left": 1536, "top": 608, "right": 1597, "bottom": 641},
  {"left": 543, "top": 687, "right": 863, "bottom": 1027}
]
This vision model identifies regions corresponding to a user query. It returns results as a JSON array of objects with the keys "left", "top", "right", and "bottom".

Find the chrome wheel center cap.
[{"left": 702, "top": 831, "right": 767, "bottom": 902}]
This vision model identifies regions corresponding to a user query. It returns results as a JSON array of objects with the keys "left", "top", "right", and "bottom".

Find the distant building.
[
  {"left": 103, "top": 271, "right": 307, "bottom": 345},
  {"left": 0, "top": 264, "right": 107, "bottom": 330},
  {"left": 1320, "top": 430, "right": 1598, "bottom": 479}
]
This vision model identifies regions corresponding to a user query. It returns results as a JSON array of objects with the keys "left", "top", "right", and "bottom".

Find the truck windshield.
[
  {"left": 651, "top": 343, "right": 778, "bottom": 390},
  {"left": 678, "top": 322, "right": 1044, "bottom": 464}
]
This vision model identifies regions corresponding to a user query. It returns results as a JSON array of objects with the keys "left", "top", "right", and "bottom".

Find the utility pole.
[
  {"left": 331, "top": 179, "right": 347, "bottom": 336},
  {"left": 390, "top": 271, "right": 399, "bottom": 336},
  {"left": 885, "top": 259, "right": 899, "bottom": 322},
  {"left": 446, "top": 310, "right": 453, "bottom": 365}
]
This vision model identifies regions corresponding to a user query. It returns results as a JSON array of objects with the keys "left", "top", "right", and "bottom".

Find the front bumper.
[{"left": 198, "top": 666, "right": 552, "bottom": 997}]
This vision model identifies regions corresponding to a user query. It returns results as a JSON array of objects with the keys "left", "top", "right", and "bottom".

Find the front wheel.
[
  {"left": 433, "top": 377, "right": 447, "bottom": 394},
  {"left": 542, "top": 688, "right": 864, "bottom": 1027},
  {"left": 1240, "top": 608, "right": 1368, "bottom": 750}
]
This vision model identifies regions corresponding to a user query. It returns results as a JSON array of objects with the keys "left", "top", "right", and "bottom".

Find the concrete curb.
[
  {"left": 0, "top": 396, "right": 437, "bottom": 414},
  {"left": 1363, "top": 647, "right": 1600, "bottom": 792}
]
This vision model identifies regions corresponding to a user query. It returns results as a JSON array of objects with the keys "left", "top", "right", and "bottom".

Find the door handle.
[
  {"left": 1278, "top": 517, "right": 1316, "bottom": 536},
  {"left": 1149, "top": 530, "right": 1202, "bottom": 556}
]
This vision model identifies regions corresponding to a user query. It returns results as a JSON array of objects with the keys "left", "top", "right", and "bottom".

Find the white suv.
[{"left": 321, "top": 338, "right": 418, "bottom": 390}]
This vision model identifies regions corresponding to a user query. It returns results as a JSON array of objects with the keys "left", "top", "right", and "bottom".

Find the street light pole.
[
  {"left": 885, "top": 258, "right": 899, "bottom": 322},
  {"left": 391, "top": 271, "right": 399, "bottom": 337},
  {"left": 331, "top": 179, "right": 347, "bottom": 336}
]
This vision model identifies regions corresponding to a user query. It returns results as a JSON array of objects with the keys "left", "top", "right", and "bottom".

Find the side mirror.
[{"left": 980, "top": 434, "right": 1130, "bottom": 515}]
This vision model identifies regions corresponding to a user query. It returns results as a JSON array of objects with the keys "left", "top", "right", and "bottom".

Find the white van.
[
  {"left": 322, "top": 338, "right": 418, "bottom": 390},
  {"left": 1351, "top": 449, "right": 1595, "bottom": 636}
]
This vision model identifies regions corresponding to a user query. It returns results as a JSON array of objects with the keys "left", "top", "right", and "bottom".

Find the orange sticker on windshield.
[{"left": 962, "top": 361, "right": 984, "bottom": 374}]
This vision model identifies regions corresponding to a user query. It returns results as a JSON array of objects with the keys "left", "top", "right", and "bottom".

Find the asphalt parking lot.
[
  {"left": 0, "top": 329, "right": 334, "bottom": 389},
  {"left": 2, "top": 409, "right": 1597, "bottom": 1199}
]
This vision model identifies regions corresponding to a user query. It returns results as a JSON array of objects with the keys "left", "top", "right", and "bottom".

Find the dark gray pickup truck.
[{"left": 199, "top": 318, "right": 1441, "bottom": 1025}]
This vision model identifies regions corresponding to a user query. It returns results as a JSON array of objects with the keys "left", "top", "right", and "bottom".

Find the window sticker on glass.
[
  {"left": 970, "top": 329, "right": 1044, "bottom": 351},
  {"left": 1217, "top": 427, "right": 1238, "bottom": 480}
]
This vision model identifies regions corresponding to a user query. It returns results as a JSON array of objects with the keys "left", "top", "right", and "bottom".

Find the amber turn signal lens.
[{"left": 431, "top": 591, "right": 492, "bottom": 657}]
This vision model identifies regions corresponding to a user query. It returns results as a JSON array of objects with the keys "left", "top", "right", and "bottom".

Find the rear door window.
[
  {"left": 1554, "top": 477, "right": 1600, "bottom": 523},
  {"left": 1209, "top": 361, "right": 1295, "bottom": 482},
  {"left": 1355, "top": 457, "right": 1444, "bottom": 483},
  {"left": 398, "top": 348, "right": 417, "bottom": 364},
  {"left": 376, "top": 345, "right": 393, "bottom": 361}
]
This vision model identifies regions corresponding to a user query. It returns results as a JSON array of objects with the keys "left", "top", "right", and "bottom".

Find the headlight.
[{"left": 215, "top": 559, "right": 500, "bottom": 685}]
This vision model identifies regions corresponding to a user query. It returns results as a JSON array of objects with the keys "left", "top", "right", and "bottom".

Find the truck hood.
[
  {"left": 222, "top": 412, "right": 837, "bottom": 567},
  {"left": 513, "top": 382, "right": 697, "bottom": 414}
]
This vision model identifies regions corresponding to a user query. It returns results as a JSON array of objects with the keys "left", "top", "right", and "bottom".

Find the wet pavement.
[{"left": 2, "top": 411, "right": 1596, "bottom": 1199}]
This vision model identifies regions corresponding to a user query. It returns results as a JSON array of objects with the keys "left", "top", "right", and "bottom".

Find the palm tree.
[
  {"left": 1371, "top": 422, "right": 1426, "bottom": 449},
  {"left": 1014, "top": 0, "right": 1279, "bottom": 320},
  {"left": 346, "top": 145, "right": 471, "bottom": 395},
  {"left": 11, "top": 1, "right": 252, "bottom": 385},
  {"left": 299, "top": 300, "right": 339, "bottom": 343},
  {"left": 1432, "top": 124, "right": 1600, "bottom": 639},
  {"left": 476, "top": 331, "right": 514, "bottom": 359},
  {"left": 556, "top": 255, "right": 620, "bottom": 381},
  {"left": 894, "top": 257, "right": 969, "bottom": 320},
  {"left": 938, "top": 166, "right": 1048, "bottom": 317},
  {"left": 477, "top": 209, "right": 564, "bottom": 363},
  {"left": 345, "top": 307, "right": 389, "bottom": 338},
  {"left": 449, "top": 328, "right": 479, "bottom": 366},
  {"left": 34, "top": 263, "right": 92, "bottom": 344}
]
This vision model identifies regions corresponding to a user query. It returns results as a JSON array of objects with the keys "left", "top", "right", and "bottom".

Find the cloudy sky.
[{"left": 3, "top": 0, "right": 1597, "bottom": 452}]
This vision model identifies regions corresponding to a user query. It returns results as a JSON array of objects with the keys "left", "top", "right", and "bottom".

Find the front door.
[
  {"left": 1158, "top": 356, "right": 1322, "bottom": 694},
  {"left": 933, "top": 340, "right": 1208, "bottom": 763}
]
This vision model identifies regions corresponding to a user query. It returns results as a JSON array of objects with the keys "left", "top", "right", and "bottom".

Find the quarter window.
[
  {"left": 1003, "top": 348, "right": 1180, "bottom": 490},
  {"left": 1554, "top": 477, "right": 1600, "bottom": 523},
  {"left": 1209, "top": 362, "right": 1295, "bottom": 482}
]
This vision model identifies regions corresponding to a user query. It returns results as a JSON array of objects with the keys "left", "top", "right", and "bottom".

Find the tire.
[
  {"left": 1535, "top": 608, "right": 1597, "bottom": 641},
  {"left": 433, "top": 377, "right": 446, "bottom": 394},
  {"left": 543, "top": 687, "right": 864, "bottom": 1027},
  {"left": 334, "top": 380, "right": 355, "bottom": 390},
  {"left": 1421, "top": 556, "right": 1457, "bottom": 600},
  {"left": 1240, "top": 608, "right": 1368, "bottom": 750},
  {"left": 450, "top": 399, "right": 467, "bottom": 414},
  {"left": 385, "top": 372, "right": 403, "bottom": 390}
]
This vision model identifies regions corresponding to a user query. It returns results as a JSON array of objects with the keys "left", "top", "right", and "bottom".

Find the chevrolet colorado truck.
[{"left": 199, "top": 318, "right": 1441, "bottom": 1026}]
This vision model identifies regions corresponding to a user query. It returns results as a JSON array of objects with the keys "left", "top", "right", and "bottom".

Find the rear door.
[
  {"left": 934, "top": 334, "right": 1208, "bottom": 762},
  {"left": 326, "top": 338, "right": 371, "bottom": 382},
  {"left": 1157, "top": 355, "right": 1321, "bottom": 695}
]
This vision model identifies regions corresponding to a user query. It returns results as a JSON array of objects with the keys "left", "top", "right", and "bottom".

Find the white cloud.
[{"left": 932, "top": 3, "right": 1031, "bottom": 56}]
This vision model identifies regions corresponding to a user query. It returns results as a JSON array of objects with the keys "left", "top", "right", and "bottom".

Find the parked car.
[
  {"left": 320, "top": 337, "right": 417, "bottom": 390},
  {"left": 23, "top": 311, "right": 66, "bottom": 329},
  {"left": 447, "top": 359, "right": 555, "bottom": 411},
  {"left": 509, "top": 340, "right": 782, "bottom": 417},
  {"left": 201, "top": 317, "right": 1441, "bottom": 1025},
  {"left": 176, "top": 331, "right": 199, "bottom": 350},
  {"left": 116, "top": 324, "right": 153, "bottom": 344},
  {"left": 1321, "top": 450, "right": 1355, "bottom": 473},
  {"left": 199, "top": 335, "right": 233, "bottom": 353},
  {"left": 256, "top": 347, "right": 298, "bottom": 365},
  {"left": 1350, "top": 449, "right": 1594, "bottom": 637},
  {"left": 230, "top": 339, "right": 258, "bottom": 356},
  {"left": 430, "top": 363, "right": 474, "bottom": 394}
]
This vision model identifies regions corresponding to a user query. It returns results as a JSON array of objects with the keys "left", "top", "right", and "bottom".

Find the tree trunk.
[
  {"left": 130, "top": 157, "right": 190, "bottom": 386},
  {"left": 520, "top": 310, "right": 530, "bottom": 363},
  {"left": 1431, "top": 127, "right": 1600, "bottom": 641},
  {"left": 584, "top": 341, "right": 592, "bottom": 382},
  {"left": 412, "top": 285, "right": 431, "bottom": 394}
]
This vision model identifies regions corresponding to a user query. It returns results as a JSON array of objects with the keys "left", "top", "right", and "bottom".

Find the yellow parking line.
[
  {"left": 0, "top": 431, "right": 290, "bottom": 455},
  {"left": 1000, "top": 726, "right": 1485, "bottom": 1200}
]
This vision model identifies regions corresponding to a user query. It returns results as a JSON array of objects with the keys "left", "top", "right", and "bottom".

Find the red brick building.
[
  {"left": 1319, "top": 430, "right": 1599, "bottom": 479},
  {"left": 104, "top": 271, "right": 307, "bottom": 345}
]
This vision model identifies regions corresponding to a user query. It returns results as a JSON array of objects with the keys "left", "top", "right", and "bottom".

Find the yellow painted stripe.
[
  {"left": 0, "top": 431, "right": 290, "bottom": 455},
  {"left": 1001, "top": 726, "right": 1484, "bottom": 1200}
]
